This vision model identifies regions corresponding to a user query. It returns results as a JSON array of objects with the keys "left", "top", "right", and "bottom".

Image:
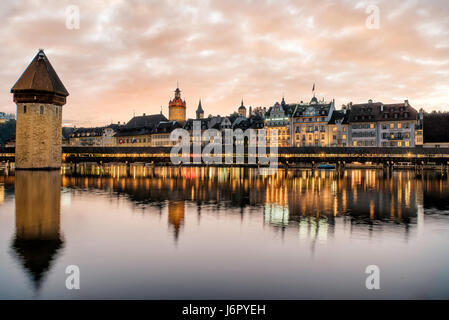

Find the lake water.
[{"left": 1, "top": 166, "right": 449, "bottom": 299}]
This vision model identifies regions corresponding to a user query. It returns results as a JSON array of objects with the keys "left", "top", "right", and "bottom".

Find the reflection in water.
[
  {"left": 168, "top": 201, "right": 185, "bottom": 240},
  {"left": 56, "top": 166, "right": 436, "bottom": 243},
  {"left": 2, "top": 165, "right": 449, "bottom": 299},
  {"left": 61, "top": 167, "right": 423, "bottom": 223},
  {"left": 11, "top": 171, "right": 64, "bottom": 290}
]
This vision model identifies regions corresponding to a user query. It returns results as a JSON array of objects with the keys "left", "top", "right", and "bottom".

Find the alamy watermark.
[
  {"left": 65, "top": 265, "right": 80, "bottom": 290},
  {"left": 365, "top": 265, "right": 380, "bottom": 290},
  {"left": 365, "top": 4, "right": 380, "bottom": 30},
  {"left": 170, "top": 121, "right": 278, "bottom": 169},
  {"left": 65, "top": 5, "right": 80, "bottom": 30}
]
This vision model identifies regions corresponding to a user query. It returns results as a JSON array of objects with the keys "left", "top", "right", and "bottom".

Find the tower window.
[
  {"left": 23, "top": 105, "right": 27, "bottom": 113},
  {"left": 40, "top": 106, "right": 44, "bottom": 115}
]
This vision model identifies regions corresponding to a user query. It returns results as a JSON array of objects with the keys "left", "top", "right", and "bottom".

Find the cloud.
[{"left": 1, "top": 0, "right": 448, "bottom": 126}]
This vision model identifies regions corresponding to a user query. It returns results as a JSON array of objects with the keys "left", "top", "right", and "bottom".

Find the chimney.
[
  {"left": 404, "top": 100, "right": 409, "bottom": 107},
  {"left": 143, "top": 113, "right": 146, "bottom": 116},
  {"left": 381, "top": 104, "right": 384, "bottom": 112},
  {"left": 118, "top": 121, "right": 120, "bottom": 125},
  {"left": 368, "top": 99, "right": 373, "bottom": 104}
]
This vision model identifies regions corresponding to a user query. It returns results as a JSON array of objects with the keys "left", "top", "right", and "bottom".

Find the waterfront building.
[
  {"left": 265, "top": 98, "right": 295, "bottom": 147},
  {"left": 114, "top": 113, "right": 166, "bottom": 146},
  {"left": 349, "top": 100, "right": 418, "bottom": 147},
  {"left": 377, "top": 100, "right": 418, "bottom": 147},
  {"left": 69, "top": 124, "right": 120, "bottom": 146},
  {"left": 327, "top": 108, "right": 350, "bottom": 147},
  {"left": 62, "top": 127, "right": 75, "bottom": 146},
  {"left": 169, "top": 87, "right": 186, "bottom": 122},
  {"left": 415, "top": 109, "right": 424, "bottom": 146},
  {"left": 348, "top": 101, "right": 379, "bottom": 147},
  {"left": 290, "top": 97, "right": 336, "bottom": 147},
  {"left": 423, "top": 112, "right": 449, "bottom": 148},
  {"left": 11, "top": 49, "right": 69, "bottom": 169},
  {"left": 151, "top": 121, "right": 184, "bottom": 147},
  {"left": 183, "top": 118, "right": 210, "bottom": 146}
]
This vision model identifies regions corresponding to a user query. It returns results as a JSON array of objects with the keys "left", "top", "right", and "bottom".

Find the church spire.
[{"left": 196, "top": 99, "right": 204, "bottom": 119}]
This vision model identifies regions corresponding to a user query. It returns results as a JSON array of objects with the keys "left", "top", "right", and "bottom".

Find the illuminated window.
[
  {"left": 398, "top": 142, "right": 402, "bottom": 147},
  {"left": 405, "top": 141, "right": 410, "bottom": 147},
  {"left": 370, "top": 123, "right": 374, "bottom": 129},
  {"left": 353, "top": 141, "right": 357, "bottom": 146},
  {"left": 390, "top": 123, "right": 394, "bottom": 129},
  {"left": 398, "top": 123, "right": 402, "bottom": 129},
  {"left": 342, "top": 134, "right": 347, "bottom": 139}
]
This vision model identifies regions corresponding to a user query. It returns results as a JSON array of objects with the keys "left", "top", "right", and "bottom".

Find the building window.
[
  {"left": 398, "top": 123, "right": 402, "bottom": 129},
  {"left": 370, "top": 123, "right": 374, "bottom": 129},
  {"left": 390, "top": 123, "right": 394, "bottom": 129},
  {"left": 40, "top": 106, "right": 44, "bottom": 115},
  {"left": 23, "top": 105, "right": 27, "bottom": 113}
]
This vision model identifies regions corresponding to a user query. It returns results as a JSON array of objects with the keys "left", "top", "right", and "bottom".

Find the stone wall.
[{"left": 15, "top": 103, "right": 62, "bottom": 169}]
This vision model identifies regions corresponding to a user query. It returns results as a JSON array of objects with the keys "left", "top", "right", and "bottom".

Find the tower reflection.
[
  {"left": 168, "top": 201, "right": 185, "bottom": 241},
  {"left": 11, "top": 171, "right": 64, "bottom": 290}
]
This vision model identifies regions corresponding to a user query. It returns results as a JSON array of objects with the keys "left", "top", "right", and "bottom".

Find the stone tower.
[
  {"left": 11, "top": 49, "right": 69, "bottom": 170},
  {"left": 168, "top": 86, "right": 186, "bottom": 122}
]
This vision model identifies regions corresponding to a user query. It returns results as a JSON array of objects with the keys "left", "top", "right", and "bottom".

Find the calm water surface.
[{"left": 1, "top": 166, "right": 449, "bottom": 299}]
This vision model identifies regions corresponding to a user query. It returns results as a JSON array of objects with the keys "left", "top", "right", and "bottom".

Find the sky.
[{"left": 1, "top": 0, "right": 449, "bottom": 127}]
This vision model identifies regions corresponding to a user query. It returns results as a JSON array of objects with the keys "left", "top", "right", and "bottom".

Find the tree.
[{"left": 0, "top": 119, "right": 16, "bottom": 146}]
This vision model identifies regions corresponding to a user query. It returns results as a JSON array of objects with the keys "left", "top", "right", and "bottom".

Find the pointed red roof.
[{"left": 11, "top": 49, "right": 69, "bottom": 97}]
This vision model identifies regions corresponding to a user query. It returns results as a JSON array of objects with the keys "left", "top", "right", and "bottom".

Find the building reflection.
[
  {"left": 422, "top": 171, "right": 449, "bottom": 211},
  {"left": 59, "top": 164, "right": 426, "bottom": 241},
  {"left": 11, "top": 171, "right": 64, "bottom": 290},
  {"left": 168, "top": 201, "right": 185, "bottom": 241}
]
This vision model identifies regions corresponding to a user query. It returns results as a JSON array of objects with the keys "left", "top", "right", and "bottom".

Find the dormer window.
[{"left": 404, "top": 113, "right": 408, "bottom": 118}]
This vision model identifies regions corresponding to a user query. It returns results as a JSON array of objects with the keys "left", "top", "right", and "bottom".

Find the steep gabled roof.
[
  {"left": 328, "top": 110, "right": 351, "bottom": 124},
  {"left": 125, "top": 114, "right": 167, "bottom": 128},
  {"left": 11, "top": 49, "right": 69, "bottom": 96}
]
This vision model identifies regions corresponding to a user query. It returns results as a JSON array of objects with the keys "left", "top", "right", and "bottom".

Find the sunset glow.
[{"left": 1, "top": 0, "right": 449, "bottom": 126}]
